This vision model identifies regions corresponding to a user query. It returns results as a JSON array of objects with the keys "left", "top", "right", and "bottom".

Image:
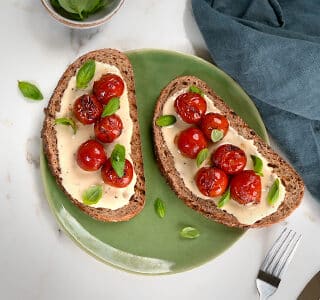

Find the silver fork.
[{"left": 256, "top": 228, "right": 302, "bottom": 300}]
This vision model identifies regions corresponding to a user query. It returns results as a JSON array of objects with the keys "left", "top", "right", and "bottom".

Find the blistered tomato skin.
[
  {"left": 94, "top": 114, "right": 123, "bottom": 143},
  {"left": 212, "top": 144, "right": 247, "bottom": 175},
  {"left": 174, "top": 92, "right": 207, "bottom": 124},
  {"left": 230, "top": 170, "right": 261, "bottom": 205},
  {"left": 195, "top": 167, "right": 229, "bottom": 197},
  {"left": 101, "top": 159, "right": 133, "bottom": 188},
  {"left": 76, "top": 140, "right": 106, "bottom": 171},
  {"left": 200, "top": 113, "right": 229, "bottom": 140},
  {"left": 93, "top": 73, "right": 124, "bottom": 105},
  {"left": 73, "top": 94, "right": 103, "bottom": 125},
  {"left": 177, "top": 127, "right": 208, "bottom": 159}
]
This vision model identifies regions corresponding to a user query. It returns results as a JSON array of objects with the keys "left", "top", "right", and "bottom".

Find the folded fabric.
[{"left": 192, "top": 0, "right": 320, "bottom": 200}]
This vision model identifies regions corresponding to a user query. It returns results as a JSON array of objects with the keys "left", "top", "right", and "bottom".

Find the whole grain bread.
[
  {"left": 42, "top": 49, "right": 145, "bottom": 222},
  {"left": 153, "top": 76, "right": 304, "bottom": 228}
]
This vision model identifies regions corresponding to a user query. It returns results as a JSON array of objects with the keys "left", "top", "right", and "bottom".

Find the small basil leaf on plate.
[
  {"left": 189, "top": 85, "right": 204, "bottom": 96},
  {"left": 217, "top": 188, "right": 230, "bottom": 208},
  {"left": 102, "top": 97, "right": 120, "bottom": 117},
  {"left": 111, "top": 144, "right": 126, "bottom": 177},
  {"left": 18, "top": 81, "right": 43, "bottom": 100},
  {"left": 154, "top": 198, "right": 165, "bottom": 218},
  {"left": 76, "top": 59, "right": 95, "bottom": 89},
  {"left": 267, "top": 178, "right": 280, "bottom": 205},
  {"left": 156, "top": 115, "right": 176, "bottom": 127},
  {"left": 251, "top": 155, "right": 264, "bottom": 176},
  {"left": 196, "top": 148, "right": 208, "bottom": 167},
  {"left": 82, "top": 185, "right": 103, "bottom": 205},
  {"left": 180, "top": 227, "right": 200, "bottom": 239},
  {"left": 55, "top": 117, "right": 77, "bottom": 134},
  {"left": 211, "top": 129, "right": 224, "bottom": 142}
]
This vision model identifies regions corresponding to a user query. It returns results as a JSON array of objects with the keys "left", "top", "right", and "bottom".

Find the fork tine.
[
  {"left": 260, "top": 228, "right": 289, "bottom": 271},
  {"left": 273, "top": 232, "right": 301, "bottom": 278},
  {"left": 266, "top": 229, "right": 296, "bottom": 274}
]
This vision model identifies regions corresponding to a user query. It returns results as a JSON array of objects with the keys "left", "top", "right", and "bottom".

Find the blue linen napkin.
[{"left": 192, "top": 0, "right": 320, "bottom": 200}]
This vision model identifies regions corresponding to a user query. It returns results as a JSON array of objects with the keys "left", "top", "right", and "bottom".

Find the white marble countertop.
[{"left": 1, "top": 1, "right": 320, "bottom": 299}]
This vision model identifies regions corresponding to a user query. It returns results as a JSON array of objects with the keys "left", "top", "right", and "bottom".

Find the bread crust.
[
  {"left": 153, "top": 76, "right": 304, "bottom": 228},
  {"left": 42, "top": 49, "right": 145, "bottom": 222}
]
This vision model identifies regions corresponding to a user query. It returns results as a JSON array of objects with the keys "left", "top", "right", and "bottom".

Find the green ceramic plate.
[{"left": 40, "top": 49, "right": 268, "bottom": 275}]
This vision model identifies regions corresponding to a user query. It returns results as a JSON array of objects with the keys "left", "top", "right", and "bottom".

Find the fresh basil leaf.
[
  {"left": 217, "top": 188, "right": 230, "bottom": 208},
  {"left": 89, "top": 0, "right": 107, "bottom": 14},
  {"left": 180, "top": 227, "right": 200, "bottom": 239},
  {"left": 154, "top": 198, "right": 165, "bottom": 218},
  {"left": 82, "top": 185, "right": 103, "bottom": 205},
  {"left": 84, "top": 0, "right": 101, "bottom": 12},
  {"left": 18, "top": 81, "right": 43, "bottom": 100},
  {"left": 267, "top": 178, "right": 280, "bottom": 205},
  {"left": 50, "top": 0, "right": 83, "bottom": 20},
  {"left": 111, "top": 144, "right": 126, "bottom": 177},
  {"left": 189, "top": 85, "right": 204, "bottom": 96},
  {"left": 196, "top": 148, "right": 208, "bottom": 167},
  {"left": 251, "top": 155, "right": 264, "bottom": 176},
  {"left": 211, "top": 129, "right": 224, "bottom": 142},
  {"left": 156, "top": 115, "right": 176, "bottom": 127},
  {"left": 57, "top": 0, "right": 79, "bottom": 14},
  {"left": 76, "top": 60, "right": 95, "bottom": 89},
  {"left": 55, "top": 117, "right": 77, "bottom": 134},
  {"left": 102, "top": 97, "right": 120, "bottom": 117}
]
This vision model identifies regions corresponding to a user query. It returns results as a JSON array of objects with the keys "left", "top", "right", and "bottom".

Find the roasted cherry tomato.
[
  {"left": 230, "top": 170, "right": 261, "bottom": 205},
  {"left": 177, "top": 127, "right": 207, "bottom": 159},
  {"left": 199, "top": 112, "right": 229, "bottom": 140},
  {"left": 73, "top": 94, "right": 103, "bottom": 125},
  {"left": 174, "top": 92, "right": 207, "bottom": 124},
  {"left": 76, "top": 139, "right": 106, "bottom": 171},
  {"left": 101, "top": 158, "right": 133, "bottom": 188},
  {"left": 195, "top": 167, "right": 228, "bottom": 197},
  {"left": 94, "top": 114, "right": 123, "bottom": 143},
  {"left": 212, "top": 144, "right": 247, "bottom": 175},
  {"left": 93, "top": 73, "right": 124, "bottom": 104}
]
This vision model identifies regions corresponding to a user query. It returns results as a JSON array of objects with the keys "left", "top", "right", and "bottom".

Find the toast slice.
[
  {"left": 42, "top": 49, "right": 145, "bottom": 222},
  {"left": 153, "top": 76, "right": 304, "bottom": 228}
]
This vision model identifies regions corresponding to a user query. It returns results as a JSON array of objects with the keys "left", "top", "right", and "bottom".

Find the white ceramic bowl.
[{"left": 41, "top": 0, "right": 125, "bottom": 29}]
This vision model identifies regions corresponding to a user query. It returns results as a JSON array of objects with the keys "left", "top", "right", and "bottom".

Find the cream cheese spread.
[
  {"left": 161, "top": 89, "right": 285, "bottom": 225},
  {"left": 55, "top": 62, "right": 136, "bottom": 210}
]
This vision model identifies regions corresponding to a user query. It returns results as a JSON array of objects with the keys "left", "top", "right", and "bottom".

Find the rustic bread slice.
[
  {"left": 153, "top": 76, "right": 304, "bottom": 228},
  {"left": 42, "top": 49, "right": 145, "bottom": 222}
]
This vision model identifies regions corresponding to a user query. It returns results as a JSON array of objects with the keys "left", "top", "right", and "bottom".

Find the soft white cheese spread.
[{"left": 55, "top": 62, "right": 136, "bottom": 210}]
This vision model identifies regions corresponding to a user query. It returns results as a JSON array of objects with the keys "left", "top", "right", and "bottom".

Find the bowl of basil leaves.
[{"left": 41, "top": 0, "right": 125, "bottom": 28}]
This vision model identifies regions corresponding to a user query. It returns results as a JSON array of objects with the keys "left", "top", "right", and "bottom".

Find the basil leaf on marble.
[
  {"left": 180, "top": 227, "right": 200, "bottom": 239},
  {"left": 18, "top": 81, "right": 43, "bottom": 100},
  {"left": 76, "top": 59, "right": 95, "bottom": 89},
  {"left": 111, "top": 144, "right": 125, "bottom": 177},
  {"left": 82, "top": 185, "right": 103, "bottom": 205}
]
